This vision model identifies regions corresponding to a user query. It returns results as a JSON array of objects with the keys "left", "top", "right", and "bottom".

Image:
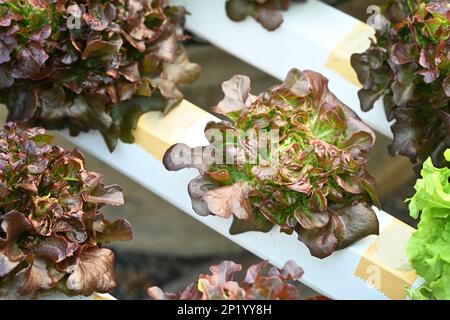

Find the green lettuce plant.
[
  {"left": 0, "top": 0, "right": 200, "bottom": 151},
  {"left": 351, "top": 0, "right": 449, "bottom": 170},
  {"left": 163, "top": 69, "right": 380, "bottom": 258},
  {"left": 407, "top": 149, "right": 450, "bottom": 300}
]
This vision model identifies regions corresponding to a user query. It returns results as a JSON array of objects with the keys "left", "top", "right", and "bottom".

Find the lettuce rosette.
[{"left": 163, "top": 69, "right": 380, "bottom": 258}]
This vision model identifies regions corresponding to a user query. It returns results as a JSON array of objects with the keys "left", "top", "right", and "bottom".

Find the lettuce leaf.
[
  {"left": 225, "top": 0, "right": 306, "bottom": 31},
  {"left": 407, "top": 149, "right": 450, "bottom": 299}
]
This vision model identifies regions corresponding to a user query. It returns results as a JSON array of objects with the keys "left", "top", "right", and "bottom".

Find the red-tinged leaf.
[
  {"left": 334, "top": 175, "right": 362, "bottom": 194},
  {"left": 31, "top": 25, "right": 51, "bottom": 42},
  {"left": 178, "top": 283, "right": 204, "bottom": 300},
  {"left": 18, "top": 175, "right": 39, "bottom": 194},
  {"left": 119, "top": 62, "right": 140, "bottom": 83},
  {"left": 258, "top": 200, "right": 291, "bottom": 227},
  {"left": 281, "top": 68, "right": 311, "bottom": 97},
  {"left": 148, "top": 282, "right": 203, "bottom": 300},
  {"left": 333, "top": 203, "right": 379, "bottom": 249},
  {"left": 244, "top": 261, "right": 268, "bottom": 284},
  {"left": 0, "top": 210, "right": 33, "bottom": 277},
  {"left": 342, "top": 131, "right": 374, "bottom": 153},
  {"left": 147, "top": 286, "right": 180, "bottom": 300},
  {"left": 207, "top": 169, "right": 231, "bottom": 183},
  {"left": 32, "top": 196, "right": 63, "bottom": 220},
  {"left": 15, "top": 259, "right": 65, "bottom": 296},
  {"left": 296, "top": 223, "right": 339, "bottom": 259},
  {"left": 203, "top": 182, "right": 253, "bottom": 220},
  {"left": 80, "top": 171, "right": 104, "bottom": 189},
  {"left": 287, "top": 179, "right": 312, "bottom": 194},
  {"left": 83, "top": 3, "right": 116, "bottom": 32},
  {"left": 95, "top": 219, "right": 133, "bottom": 242},
  {"left": 58, "top": 192, "right": 83, "bottom": 214},
  {"left": 83, "top": 184, "right": 124, "bottom": 206},
  {"left": 278, "top": 260, "right": 304, "bottom": 281},
  {"left": 225, "top": 0, "right": 294, "bottom": 31},
  {"left": 254, "top": 6, "right": 284, "bottom": 31},
  {"left": 66, "top": 248, "right": 116, "bottom": 295},
  {"left": 186, "top": 176, "right": 218, "bottom": 216},
  {"left": 213, "top": 75, "right": 251, "bottom": 115},
  {"left": 249, "top": 276, "right": 284, "bottom": 299},
  {"left": 208, "top": 261, "right": 242, "bottom": 284},
  {"left": 251, "top": 165, "right": 278, "bottom": 181},
  {"left": 294, "top": 209, "right": 329, "bottom": 230},
  {"left": 33, "top": 237, "right": 72, "bottom": 263},
  {"left": 270, "top": 283, "right": 300, "bottom": 300},
  {"left": 351, "top": 48, "right": 392, "bottom": 111},
  {"left": 81, "top": 39, "right": 119, "bottom": 60},
  {"left": 390, "top": 43, "right": 415, "bottom": 65},
  {"left": 11, "top": 44, "right": 48, "bottom": 79},
  {"left": 198, "top": 261, "right": 243, "bottom": 300},
  {"left": 27, "top": 159, "right": 48, "bottom": 174},
  {"left": 55, "top": 254, "right": 80, "bottom": 274},
  {"left": 29, "top": 0, "right": 49, "bottom": 8},
  {"left": 164, "top": 143, "right": 209, "bottom": 173}
]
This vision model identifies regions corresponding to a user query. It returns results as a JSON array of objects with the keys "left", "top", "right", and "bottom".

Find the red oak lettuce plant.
[
  {"left": 351, "top": 0, "right": 450, "bottom": 170},
  {"left": 0, "top": 122, "right": 132, "bottom": 298},
  {"left": 148, "top": 260, "right": 327, "bottom": 300},
  {"left": 163, "top": 69, "right": 380, "bottom": 258},
  {"left": 0, "top": 0, "right": 200, "bottom": 151},
  {"left": 225, "top": 0, "right": 305, "bottom": 31}
]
